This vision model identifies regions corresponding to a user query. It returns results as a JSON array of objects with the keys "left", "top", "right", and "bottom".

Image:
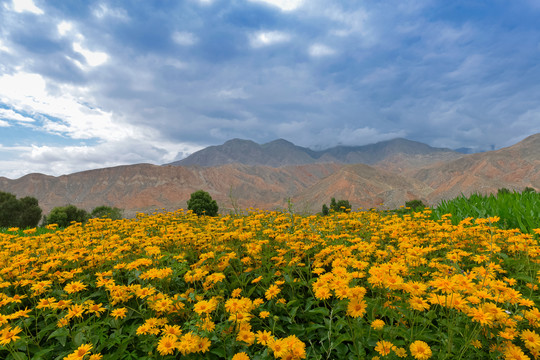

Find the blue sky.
[{"left": 1, "top": 0, "right": 540, "bottom": 178}]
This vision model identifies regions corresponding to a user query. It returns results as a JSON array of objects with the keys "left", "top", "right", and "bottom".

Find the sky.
[{"left": 1, "top": 0, "right": 540, "bottom": 179}]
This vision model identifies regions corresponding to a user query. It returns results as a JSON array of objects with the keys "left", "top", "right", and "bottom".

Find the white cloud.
[
  {"left": 72, "top": 42, "right": 109, "bottom": 67},
  {"left": 0, "top": 71, "right": 137, "bottom": 142},
  {"left": 0, "top": 108, "right": 35, "bottom": 123},
  {"left": 57, "top": 21, "right": 73, "bottom": 36},
  {"left": 308, "top": 43, "right": 335, "bottom": 57},
  {"left": 248, "top": 0, "right": 304, "bottom": 11},
  {"left": 172, "top": 31, "right": 198, "bottom": 46},
  {"left": 0, "top": 138, "right": 203, "bottom": 178},
  {"left": 249, "top": 31, "right": 290, "bottom": 48},
  {"left": 0, "top": 120, "right": 9, "bottom": 127},
  {"left": 10, "top": 0, "right": 43, "bottom": 14},
  {"left": 217, "top": 87, "right": 250, "bottom": 99},
  {"left": 93, "top": 3, "right": 129, "bottom": 21},
  {"left": 0, "top": 39, "right": 11, "bottom": 53}
]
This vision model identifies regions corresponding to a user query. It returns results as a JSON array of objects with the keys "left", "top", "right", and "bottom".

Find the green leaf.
[{"left": 47, "top": 327, "right": 69, "bottom": 347}]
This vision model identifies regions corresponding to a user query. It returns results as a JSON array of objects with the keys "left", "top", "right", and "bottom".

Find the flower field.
[{"left": 1, "top": 209, "right": 540, "bottom": 359}]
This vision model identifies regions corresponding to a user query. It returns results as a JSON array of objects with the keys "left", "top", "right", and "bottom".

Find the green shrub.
[
  {"left": 0, "top": 191, "right": 42, "bottom": 228},
  {"left": 329, "top": 198, "right": 351, "bottom": 213},
  {"left": 187, "top": 190, "right": 219, "bottom": 216},
  {"left": 405, "top": 199, "right": 426, "bottom": 211},
  {"left": 44, "top": 205, "right": 89, "bottom": 227},
  {"left": 91, "top": 206, "right": 123, "bottom": 220}
]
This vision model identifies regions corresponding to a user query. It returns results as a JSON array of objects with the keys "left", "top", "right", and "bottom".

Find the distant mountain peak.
[{"left": 168, "top": 137, "right": 462, "bottom": 168}]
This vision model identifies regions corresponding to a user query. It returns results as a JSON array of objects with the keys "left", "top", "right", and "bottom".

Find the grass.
[{"left": 431, "top": 190, "right": 540, "bottom": 233}]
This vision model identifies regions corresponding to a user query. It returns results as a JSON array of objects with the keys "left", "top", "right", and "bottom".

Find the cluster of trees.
[
  {"left": 0, "top": 192, "right": 42, "bottom": 228},
  {"left": 321, "top": 197, "right": 352, "bottom": 215},
  {"left": 0, "top": 191, "right": 123, "bottom": 229},
  {"left": 43, "top": 205, "right": 123, "bottom": 227}
]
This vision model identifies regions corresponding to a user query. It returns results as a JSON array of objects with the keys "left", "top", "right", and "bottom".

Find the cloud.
[
  {"left": 247, "top": 0, "right": 304, "bottom": 12},
  {"left": 0, "top": 108, "right": 35, "bottom": 123},
  {"left": 72, "top": 42, "right": 109, "bottom": 67},
  {"left": 0, "top": 39, "right": 11, "bottom": 53},
  {"left": 308, "top": 43, "right": 335, "bottom": 57},
  {"left": 92, "top": 3, "right": 129, "bottom": 21},
  {"left": 57, "top": 21, "right": 73, "bottom": 36},
  {"left": 1, "top": 1, "right": 540, "bottom": 178},
  {"left": 172, "top": 31, "right": 198, "bottom": 46},
  {"left": 10, "top": 0, "right": 43, "bottom": 15},
  {"left": 249, "top": 31, "right": 290, "bottom": 47}
]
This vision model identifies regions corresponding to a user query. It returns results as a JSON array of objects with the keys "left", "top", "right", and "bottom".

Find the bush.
[
  {"left": 91, "top": 206, "right": 123, "bottom": 220},
  {"left": 44, "top": 205, "right": 89, "bottom": 227},
  {"left": 0, "top": 191, "right": 42, "bottom": 228},
  {"left": 187, "top": 190, "right": 219, "bottom": 216},
  {"left": 330, "top": 197, "right": 351, "bottom": 212},
  {"left": 321, "top": 204, "right": 329, "bottom": 216},
  {"left": 405, "top": 199, "right": 426, "bottom": 211}
]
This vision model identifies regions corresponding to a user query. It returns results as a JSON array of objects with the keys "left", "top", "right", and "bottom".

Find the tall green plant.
[{"left": 432, "top": 190, "right": 540, "bottom": 233}]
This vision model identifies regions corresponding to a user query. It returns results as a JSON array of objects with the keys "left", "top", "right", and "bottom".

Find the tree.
[
  {"left": 330, "top": 197, "right": 351, "bottom": 212},
  {"left": 405, "top": 199, "right": 426, "bottom": 211},
  {"left": 321, "top": 198, "right": 351, "bottom": 215},
  {"left": 187, "top": 190, "right": 219, "bottom": 216},
  {"left": 0, "top": 191, "right": 42, "bottom": 228},
  {"left": 18, "top": 196, "right": 43, "bottom": 228},
  {"left": 44, "top": 205, "right": 89, "bottom": 227},
  {"left": 91, "top": 206, "right": 123, "bottom": 220},
  {"left": 321, "top": 204, "right": 329, "bottom": 216}
]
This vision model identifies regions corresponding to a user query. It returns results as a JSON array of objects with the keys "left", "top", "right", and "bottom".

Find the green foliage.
[
  {"left": 187, "top": 190, "right": 219, "bottom": 216},
  {"left": 328, "top": 197, "right": 351, "bottom": 213},
  {"left": 0, "top": 191, "right": 42, "bottom": 228},
  {"left": 405, "top": 199, "right": 426, "bottom": 211},
  {"left": 432, "top": 190, "right": 540, "bottom": 233},
  {"left": 321, "top": 203, "right": 329, "bottom": 216},
  {"left": 44, "top": 204, "right": 90, "bottom": 227},
  {"left": 91, "top": 205, "right": 123, "bottom": 220}
]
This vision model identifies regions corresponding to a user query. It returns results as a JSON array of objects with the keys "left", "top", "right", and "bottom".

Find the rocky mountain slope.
[
  {"left": 0, "top": 134, "right": 539, "bottom": 216},
  {"left": 169, "top": 138, "right": 462, "bottom": 167}
]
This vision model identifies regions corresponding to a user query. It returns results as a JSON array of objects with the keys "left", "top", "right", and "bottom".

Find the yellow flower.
[
  {"left": 521, "top": 329, "right": 540, "bottom": 352},
  {"left": 371, "top": 319, "right": 385, "bottom": 330},
  {"left": 265, "top": 285, "right": 281, "bottom": 300},
  {"left": 347, "top": 298, "right": 367, "bottom": 318},
  {"left": 232, "top": 352, "right": 250, "bottom": 360},
  {"left": 259, "top": 311, "right": 270, "bottom": 319},
  {"left": 0, "top": 325, "right": 22, "bottom": 346},
  {"left": 375, "top": 340, "right": 394, "bottom": 356},
  {"left": 193, "top": 299, "right": 217, "bottom": 315},
  {"left": 157, "top": 335, "right": 178, "bottom": 356},
  {"left": 64, "top": 281, "right": 87, "bottom": 294},
  {"left": 256, "top": 330, "right": 273, "bottom": 345},
  {"left": 237, "top": 330, "right": 256, "bottom": 345},
  {"left": 409, "top": 296, "right": 430, "bottom": 312},
  {"left": 410, "top": 340, "right": 432, "bottom": 360},
  {"left": 62, "top": 343, "right": 92, "bottom": 360},
  {"left": 110, "top": 307, "right": 127, "bottom": 319}
]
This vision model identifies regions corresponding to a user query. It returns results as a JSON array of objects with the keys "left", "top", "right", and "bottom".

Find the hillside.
[
  {"left": 0, "top": 134, "right": 539, "bottom": 216},
  {"left": 169, "top": 137, "right": 463, "bottom": 168}
]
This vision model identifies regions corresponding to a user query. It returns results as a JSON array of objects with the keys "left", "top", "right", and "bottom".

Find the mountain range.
[{"left": 1, "top": 135, "right": 539, "bottom": 217}]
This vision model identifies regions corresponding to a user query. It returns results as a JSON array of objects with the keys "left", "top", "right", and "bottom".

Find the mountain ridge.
[
  {"left": 168, "top": 137, "right": 462, "bottom": 167},
  {"left": 1, "top": 134, "right": 539, "bottom": 216}
]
